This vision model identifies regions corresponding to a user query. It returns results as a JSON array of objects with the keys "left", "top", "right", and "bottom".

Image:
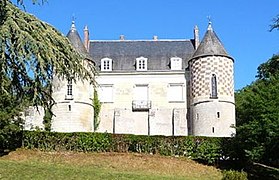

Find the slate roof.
[
  {"left": 88, "top": 40, "right": 195, "bottom": 72},
  {"left": 66, "top": 21, "right": 93, "bottom": 61},
  {"left": 191, "top": 23, "right": 232, "bottom": 60}
]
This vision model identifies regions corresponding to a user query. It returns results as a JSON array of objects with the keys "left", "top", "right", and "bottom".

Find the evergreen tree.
[
  {"left": 0, "top": 0, "right": 95, "bottom": 106},
  {"left": 0, "top": 0, "right": 95, "bottom": 151}
]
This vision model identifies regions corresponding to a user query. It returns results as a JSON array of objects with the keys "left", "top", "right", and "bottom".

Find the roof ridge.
[{"left": 89, "top": 39, "right": 192, "bottom": 42}]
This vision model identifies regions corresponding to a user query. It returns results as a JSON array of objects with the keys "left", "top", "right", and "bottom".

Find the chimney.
[
  {"left": 83, "top": 25, "right": 89, "bottom": 52},
  {"left": 119, "top": 35, "right": 125, "bottom": 41},
  {"left": 153, "top": 35, "right": 158, "bottom": 41},
  {"left": 194, "top": 25, "right": 199, "bottom": 50}
]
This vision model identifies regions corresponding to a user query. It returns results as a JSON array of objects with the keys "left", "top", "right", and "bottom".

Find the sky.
[{"left": 12, "top": 0, "right": 279, "bottom": 90}]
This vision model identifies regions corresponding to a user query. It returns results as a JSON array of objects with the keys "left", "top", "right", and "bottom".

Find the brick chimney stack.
[
  {"left": 84, "top": 25, "right": 89, "bottom": 52},
  {"left": 120, "top": 35, "right": 125, "bottom": 41},
  {"left": 153, "top": 35, "right": 158, "bottom": 41},
  {"left": 194, "top": 25, "right": 199, "bottom": 50}
]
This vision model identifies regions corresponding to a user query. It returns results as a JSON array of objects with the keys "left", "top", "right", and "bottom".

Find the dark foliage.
[{"left": 232, "top": 55, "right": 279, "bottom": 167}]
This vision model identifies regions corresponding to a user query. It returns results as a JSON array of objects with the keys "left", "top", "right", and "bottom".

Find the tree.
[
  {"left": 270, "top": 14, "right": 279, "bottom": 31},
  {"left": 0, "top": 0, "right": 95, "bottom": 151},
  {"left": 0, "top": 0, "right": 95, "bottom": 107},
  {"left": 0, "top": 76, "right": 25, "bottom": 152},
  {"left": 232, "top": 55, "right": 279, "bottom": 167}
]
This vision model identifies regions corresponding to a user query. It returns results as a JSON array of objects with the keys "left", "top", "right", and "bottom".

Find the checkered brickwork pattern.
[{"left": 190, "top": 57, "right": 234, "bottom": 98}]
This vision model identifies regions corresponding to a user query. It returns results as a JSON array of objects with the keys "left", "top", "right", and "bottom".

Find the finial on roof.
[
  {"left": 71, "top": 15, "right": 76, "bottom": 32},
  {"left": 207, "top": 16, "right": 213, "bottom": 31},
  {"left": 84, "top": 25, "right": 88, "bottom": 31}
]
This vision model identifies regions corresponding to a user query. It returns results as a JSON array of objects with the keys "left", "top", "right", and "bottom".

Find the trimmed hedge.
[
  {"left": 23, "top": 131, "right": 225, "bottom": 164},
  {"left": 222, "top": 170, "right": 248, "bottom": 180}
]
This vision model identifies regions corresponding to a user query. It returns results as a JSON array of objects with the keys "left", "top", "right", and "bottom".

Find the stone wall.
[
  {"left": 23, "top": 106, "right": 45, "bottom": 130},
  {"left": 95, "top": 72, "right": 188, "bottom": 136},
  {"left": 189, "top": 56, "right": 235, "bottom": 137},
  {"left": 51, "top": 76, "right": 94, "bottom": 132}
]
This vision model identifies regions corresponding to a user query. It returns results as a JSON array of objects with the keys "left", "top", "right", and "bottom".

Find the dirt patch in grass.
[{"left": 1, "top": 148, "right": 222, "bottom": 179}]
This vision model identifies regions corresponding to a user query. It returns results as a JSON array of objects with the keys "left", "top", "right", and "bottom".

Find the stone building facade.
[{"left": 49, "top": 21, "right": 235, "bottom": 137}]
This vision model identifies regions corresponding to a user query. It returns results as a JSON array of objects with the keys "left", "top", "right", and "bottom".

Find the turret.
[
  {"left": 189, "top": 22, "right": 235, "bottom": 137},
  {"left": 51, "top": 21, "right": 94, "bottom": 132}
]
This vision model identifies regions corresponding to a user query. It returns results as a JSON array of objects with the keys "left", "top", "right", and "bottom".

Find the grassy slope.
[{"left": 0, "top": 149, "right": 222, "bottom": 180}]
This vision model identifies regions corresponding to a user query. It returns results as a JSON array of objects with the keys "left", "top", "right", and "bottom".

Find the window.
[
  {"left": 132, "top": 84, "right": 150, "bottom": 111},
  {"left": 68, "top": 105, "right": 71, "bottom": 111},
  {"left": 211, "top": 74, "right": 218, "bottom": 98},
  {"left": 168, "top": 83, "right": 184, "bottom": 102},
  {"left": 170, "top": 57, "right": 182, "bottom": 70},
  {"left": 217, "top": 112, "right": 220, "bottom": 118},
  {"left": 136, "top": 57, "right": 147, "bottom": 71},
  {"left": 212, "top": 127, "right": 215, "bottom": 133},
  {"left": 134, "top": 84, "right": 149, "bottom": 101},
  {"left": 67, "top": 79, "right": 73, "bottom": 96},
  {"left": 101, "top": 58, "right": 112, "bottom": 71},
  {"left": 98, "top": 85, "right": 113, "bottom": 103}
]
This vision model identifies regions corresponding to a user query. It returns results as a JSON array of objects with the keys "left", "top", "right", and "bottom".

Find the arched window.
[{"left": 211, "top": 74, "right": 217, "bottom": 98}]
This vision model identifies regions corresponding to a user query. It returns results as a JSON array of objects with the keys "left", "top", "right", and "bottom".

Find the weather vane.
[
  {"left": 207, "top": 15, "right": 212, "bottom": 24},
  {"left": 71, "top": 14, "right": 76, "bottom": 31},
  {"left": 72, "top": 14, "right": 76, "bottom": 22}
]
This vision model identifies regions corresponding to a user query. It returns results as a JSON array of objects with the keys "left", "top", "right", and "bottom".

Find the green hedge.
[
  {"left": 222, "top": 170, "right": 248, "bottom": 180},
  {"left": 23, "top": 131, "right": 225, "bottom": 164}
]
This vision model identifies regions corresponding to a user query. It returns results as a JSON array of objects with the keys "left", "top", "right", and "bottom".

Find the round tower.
[
  {"left": 51, "top": 21, "right": 94, "bottom": 132},
  {"left": 189, "top": 22, "right": 235, "bottom": 137}
]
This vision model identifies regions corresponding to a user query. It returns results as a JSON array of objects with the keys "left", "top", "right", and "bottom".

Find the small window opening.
[
  {"left": 217, "top": 112, "right": 220, "bottom": 118},
  {"left": 68, "top": 105, "right": 71, "bottom": 111},
  {"left": 212, "top": 127, "right": 215, "bottom": 133},
  {"left": 211, "top": 74, "right": 217, "bottom": 98},
  {"left": 196, "top": 113, "right": 199, "bottom": 120}
]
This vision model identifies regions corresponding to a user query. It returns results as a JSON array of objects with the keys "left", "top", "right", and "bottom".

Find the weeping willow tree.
[{"left": 0, "top": 0, "right": 95, "bottom": 106}]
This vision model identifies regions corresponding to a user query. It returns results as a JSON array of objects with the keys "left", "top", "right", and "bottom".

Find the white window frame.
[
  {"left": 65, "top": 79, "right": 74, "bottom": 100},
  {"left": 101, "top": 58, "right": 112, "bottom": 71},
  {"left": 67, "top": 79, "right": 73, "bottom": 96},
  {"left": 170, "top": 57, "right": 182, "bottom": 70},
  {"left": 98, "top": 84, "right": 114, "bottom": 103},
  {"left": 133, "top": 84, "right": 149, "bottom": 101},
  {"left": 136, "top": 57, "right": 148, "bottom": 71},
  {"left": 168, "top": 83, "right": 185, "bottom": 102}
]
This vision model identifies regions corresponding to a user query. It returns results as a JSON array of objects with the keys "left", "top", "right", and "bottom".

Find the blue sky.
[{"left": 13, "top": 0, "right": 279, "bottom": 90}]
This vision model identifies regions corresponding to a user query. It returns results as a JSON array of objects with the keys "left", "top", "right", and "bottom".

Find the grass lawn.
[{"left": 0, "top": 149, "right": 222, "bottom": 180}]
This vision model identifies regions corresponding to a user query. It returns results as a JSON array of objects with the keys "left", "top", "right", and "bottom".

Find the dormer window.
[
  {"left": 136, "top": 57, "right": 147, "bottom": 71},
  {"left": 170, "top": 57, "right": 182, "bottom": 70},
  {"left": 101, "top": 58, "right": 112, "bottom": 71}
]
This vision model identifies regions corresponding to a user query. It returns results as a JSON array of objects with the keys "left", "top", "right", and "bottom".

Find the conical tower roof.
[
  {"left": 191, "top": 22, "right": 232, "bottom": 60},
  {"left": 66, "top": 21, "right": 93, "bottom": 61}
]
